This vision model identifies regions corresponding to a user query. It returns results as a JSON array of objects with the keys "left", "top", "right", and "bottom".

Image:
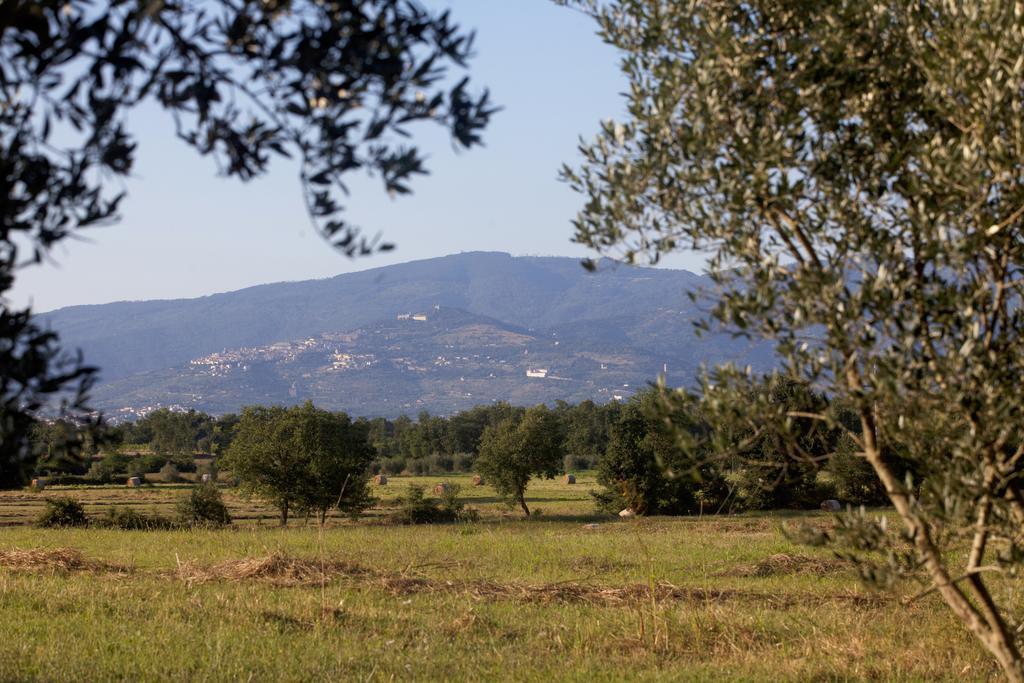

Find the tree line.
[{"left": 28, "top": 381, "right": 899, "bottom": 522}]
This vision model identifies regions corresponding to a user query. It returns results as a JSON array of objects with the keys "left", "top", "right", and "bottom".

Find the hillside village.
[{"left": 95, "top": 306, "right": 678, "bottom": 419}]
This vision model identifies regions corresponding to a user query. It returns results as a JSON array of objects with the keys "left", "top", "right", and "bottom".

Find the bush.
[
  {"left": 196, "top": 460, "right": 218, "bottom": 482},
  {"left": 381, "top": 457, "right": 406, "bottom": 475},
  {"left": 159, "top": 462, "right": 184, "bottom": 483},
  {"left": 454, "top": 453, "right": 475, "bottom": 472},
  {"left": 98, "top": 507, "right": 175, "bottom": 530},
  {"left": 176, "top": 483, "right": 232, "bottom": 527},
  {"left": 87, "top": 460, "right": 114, "bottom": 483},
  {"left": 564, "top": 454, "right": 592, "bottom": 472},
  {"left": 826, "top": 444, "right": 887, "bottom": 506},
  {"left": 391, "top": 484, "right": 476, "bottom": 524},
  {"left": 36, "top": 498, "right": 89, "bottom": 528}
]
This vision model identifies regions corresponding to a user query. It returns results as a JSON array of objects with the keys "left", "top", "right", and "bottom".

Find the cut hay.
[
  {"left": 175, "top": 552, "right": 368, "bottom": 586},
  {"left": 0, "top": 548, "right": 128, "bottom": 574},
  {"left": 722, "top": 553, "right": 850, "bottom": 578},
  {"left": 372, "top": 575, "right": 883, "bottom": 608}
]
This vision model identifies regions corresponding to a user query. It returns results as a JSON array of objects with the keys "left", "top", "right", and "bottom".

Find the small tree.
[
  {"left": 222, "top": 403, "right": 374, "bottom": 525},
  {"left": 595, "top": 392, "right": 723, "bottom": 515},
  {"left": 176, "top": 483, "right": 232, "bottom": 528},
  {"left": 564, "top": 1, "right": 1024, "bottom": 677},
  {"left": 475, "top": 405, "right": 563, "bottom": 516}
]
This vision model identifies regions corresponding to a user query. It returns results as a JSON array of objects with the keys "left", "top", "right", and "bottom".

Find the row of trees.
[{"left": 29, "top": 386, "right": 892, "bottom": 521}]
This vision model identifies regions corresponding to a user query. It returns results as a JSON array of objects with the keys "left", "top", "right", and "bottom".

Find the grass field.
[{"left": 0, "top": 474, "right": 1005, "bottom": 681}]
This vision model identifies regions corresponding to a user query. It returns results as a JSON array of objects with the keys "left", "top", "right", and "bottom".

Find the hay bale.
[
  {"left": 820, "top": 499, "right": 842, "bottom": 512},
  {"left": 201, "top": 473, "right": 213, "bottom": 483},
  {"left": 126, "top": 476, "right": 143, "bottom": 488},
  {"left": 30, "top": 478, "right": 46, "bottom": 491},
  {"left": 618, "top": 508, "right": 635, "bottom": 518},
  {"left": 564, "top": 474, "right": 576, "bottom": 485},
  {"left": 471, "top": 475, "right": 485, "bottom": 486},
  {"left": 433, "top": 483, "right": 450, "bottom": 495},
  {"left": 374, "top": 474, "right": 388, "bottom": 485}
]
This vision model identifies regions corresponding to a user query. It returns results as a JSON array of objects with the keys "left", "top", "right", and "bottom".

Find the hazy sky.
[{"left": 12, "top": 0, "right": 705, "bottom": 313}]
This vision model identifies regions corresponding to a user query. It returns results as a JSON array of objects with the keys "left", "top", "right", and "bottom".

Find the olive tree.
[
  {"left": 475, "top": 405, "right": 563, "bottom": 516},
  {"left": 562, "top": 1, "right": 1024, "bottom": 678},
  {"left": 0, "top": 0, "right": 493, "bottom": 487},
  {"left": 222, "top": 402, "right": 374, "bottom": 524}
]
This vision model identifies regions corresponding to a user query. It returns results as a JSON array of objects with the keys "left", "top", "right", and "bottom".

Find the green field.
[{"left": 0, "top": 474, "right": 1002, "bottom": 681}]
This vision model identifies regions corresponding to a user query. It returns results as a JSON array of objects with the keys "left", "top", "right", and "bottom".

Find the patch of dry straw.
[
  {"left": 171, "top": 552, "right": 882, "bottom": 608},
  {"left": 174, "top": 551, "right": 368, "bottom": 586},
  {"left": 721, "top": 553, "right": 850, "bottom": 578},
  {"left": 0, "top": 547, "right": 129, "bottom": 574}
]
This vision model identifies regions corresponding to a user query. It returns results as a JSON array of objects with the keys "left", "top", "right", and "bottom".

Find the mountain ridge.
[{"left": 40, "top": 252, "right": 771, "bottom": 417}]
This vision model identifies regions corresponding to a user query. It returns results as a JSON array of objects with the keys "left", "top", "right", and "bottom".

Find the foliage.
[
  {"left": 475, "top": 405, "right": 564, "bottom": 516},
  {"left": 563, "top": 0, "right": 1024, "bottom": 677},
  {"left": 390, "top": 483, "right": 476, "bottom": 524},
  {"left": 0, "top": 0, "right": 493, "bottom": 490},
  {"left": 98, "top": 507, "right": 175, "bottom": 531},
  {"left": 35, "top": 498, "right": 88, "bottom": 528},
  {"left": 159, "top": 462, "right": 184, "bottom": 484},
  {"left": 594, "top": 392, "right": 724, "bottom": 515},
  {"left": 176, "top": 483, "right": 232, "bottom": 528},
  {"left": 222, "top": 402, "right": 374, "bottom": 524}
]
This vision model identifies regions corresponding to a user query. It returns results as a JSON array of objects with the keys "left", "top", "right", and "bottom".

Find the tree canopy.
[
  {"left": 0, "top": 0, "right": 493, "bottom": 488},
  {"left": 475, "top": 404, "right": 564, "bottom": 516},
  {"left": 563, "top": 0, "right": 1024, "bottom": 678},
  {"left": 222, "top": 402, "right": 374, "bottom": 524}
]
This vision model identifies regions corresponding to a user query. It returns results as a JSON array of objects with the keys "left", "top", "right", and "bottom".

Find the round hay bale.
[
  {"left": 201, "top": 473, "right": 213, "bottom": 483},
  {"left": 820, "top": 499, "right": 842, "bottom": 512},
  {"left": 564, "top": 474, "right": 576, "bottom": 485},
  {"left": 30, "top": 478, "right": 46, "bottom": 491},
  {"left": 373, "top": 474, "right": 388, "bottom": 485},
  {"left": 433, "top": 482, "right": 450, "bottom": 495},
  {"left": 618, "top": 508, "right": 635, "bottom": 518},
  {"left": 471, "top": 475, "right": 485, "bottom": 486},
  {"left": 127, "top": 476, "right": 143, "bottom": 488}
]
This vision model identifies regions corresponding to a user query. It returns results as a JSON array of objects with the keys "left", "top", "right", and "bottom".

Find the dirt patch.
[
  {"left": 175, "top": 552, "right": 369, "bottom": 586},
  {"left": 721, "top": 553, "right": 850, "bottom": 578},
  {"left": 0, "top": 547, "right": 129, "bottom": 573}
]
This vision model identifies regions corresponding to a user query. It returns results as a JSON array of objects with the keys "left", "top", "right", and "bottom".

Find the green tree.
[
  {"left": 563, "top": 1, "right": 1024, "bottom": 677},
  {"left": 595, "top": 392, "right": 721, "bottom": 515},
  {"left": 475, "top": 405, "right": 564, "bottom": 516},
  {"left": 1, "top": 0, "right": 493, "bottom": 489},
  {"left": 222, "top": 402, "right": 373, "bottom": 525}
]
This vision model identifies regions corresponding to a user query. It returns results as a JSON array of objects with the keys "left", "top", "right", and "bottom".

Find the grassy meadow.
[{"left": 0, "top": 474, "right": 1005, "bottom": 681}]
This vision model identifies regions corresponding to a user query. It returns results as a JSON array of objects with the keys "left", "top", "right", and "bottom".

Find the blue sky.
[{"left": 13, "top": 0, "right": 705, "bottom": 313}]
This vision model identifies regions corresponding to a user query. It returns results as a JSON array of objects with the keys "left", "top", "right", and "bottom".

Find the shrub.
[
  {"left": 454, "top": 453, "right": 475, "bottom": 472},
  {"left": 564, "top": 454, "right": 592, "bottom": 472},
  {"left": 406, "top": 458, "right": 429, "bottom": 475},
  {"left": 98, "top": 507, "right": 175, "bottom": 530},
  {"left": 428, "top": 453, "right": 454, "bottom": 473},
  {"left": 382, "top": 457, "right": 406, "bottom": 475},
  {"left": 391, "top": 484, "right": 475, "bottom": 524},
  {"left": 36, "top": 498, "right": 89, "bottom": 528},
  {"left": 176, "top": 483, "right": 232, "bottom": 527},
  {"left": 196, "top": 460, "right": 218, "bottom": 482},
  {"left": 86, "top": 461, "right": 114, "bottom": 483},
  {"left": 159, "top": 462, "right": 184, "bottom": 483}
]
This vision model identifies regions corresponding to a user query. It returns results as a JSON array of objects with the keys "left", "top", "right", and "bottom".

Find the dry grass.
[
  {"left": 174, "top": 551, "right": 368, "bottom": 586},
  {"left": 722, "top": 552, "right": 851, "bottom": 578},
  {"left": 0, "top": 547, "right": 129, "bottom": 574},
  {"left": 169, "top": 550, "right": 884, "bottom": 609}
]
